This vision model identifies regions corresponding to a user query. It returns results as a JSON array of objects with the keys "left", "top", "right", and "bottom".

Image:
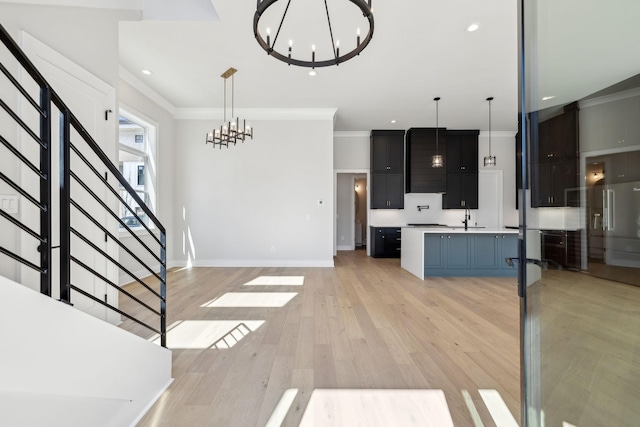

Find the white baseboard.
[
  {"left": 189, "top": 259, "right": 335, "bottom": 268},
  {"left": 128, "top": 377, "right": 174, "bottom": 427},
  {"left": 336, "top": 245, "right": 355, "bottom": 251}
]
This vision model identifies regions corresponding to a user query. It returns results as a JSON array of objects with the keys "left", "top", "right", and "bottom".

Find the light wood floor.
[
  {"left": 530, "top": 269, "right": 640, "bottom": 427},
  {"left": 120, "top": 250, "right": 521, "bottom": 426}
]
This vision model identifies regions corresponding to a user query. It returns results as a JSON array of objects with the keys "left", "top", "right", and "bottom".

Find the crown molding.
[
  {"left": 333, "top": 131, "right": 370, "bottom": 138},
  {"left": 174, "top": 107, "right": 337, "bottom": 121},
  {"left": 479, "top": 131, "right": 517, "bottom": 138},
  {"left": 579, "top": 86, "right": 640, "bottom": 109},
  {"left": 0, "top": 0, "right": 141, "bottom": 9},
  {"left": 119, "top": 65, "right": 176, "bottom": 115}
]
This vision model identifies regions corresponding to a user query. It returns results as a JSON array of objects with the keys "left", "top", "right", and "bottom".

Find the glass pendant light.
[
  {"left": 432, "top": 97, "right": 444, "bottom": 168},
  {"left": 484, "top": 96, "right": 496, "bottom": 166}
]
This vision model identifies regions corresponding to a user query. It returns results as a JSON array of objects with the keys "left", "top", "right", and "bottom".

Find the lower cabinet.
[
  {"left": 371, "top": 227, "right": 402, "bottom": 258},
  {"left": 424, "top": 233, "right": 517, "bottom": 276}
]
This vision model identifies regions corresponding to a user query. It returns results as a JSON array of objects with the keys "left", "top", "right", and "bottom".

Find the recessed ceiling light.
[
  {"left": 142, "top": 69, "right": 152, "bottom": 75},
  {"left": 390, "top": 120, "right": 397, "bottom": 124},
  {"left": 309, "top": 70, "right": 317, "bottom": 76},
  {"left": 542, "top": 95, "right": 556, "bottom": 101},
  {"left": 466, "top": 23, "right": 480, "bottom": 32}
]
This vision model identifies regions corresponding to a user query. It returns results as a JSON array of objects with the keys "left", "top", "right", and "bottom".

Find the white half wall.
[
  {"left": 0, "top": 275, "right": 172, "bottom": 427},
  {"left": 173, "top": 117, "right": 335, "bottom": 267}
]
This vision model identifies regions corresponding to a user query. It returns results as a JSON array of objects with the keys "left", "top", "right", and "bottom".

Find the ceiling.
[{"left": 119, "top": 0, "right": 519, "bottom": 133}]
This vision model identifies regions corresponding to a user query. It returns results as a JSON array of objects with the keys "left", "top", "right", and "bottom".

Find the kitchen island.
[{"left": 401, "top": 226, "right": 520, "bottom": 279}]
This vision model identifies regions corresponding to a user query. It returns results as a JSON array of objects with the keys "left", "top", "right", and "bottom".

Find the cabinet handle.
[
  {"left": 495, "top": 235, "right": 499, "bottom": 238},
  {"left": 448, "top": 235, "right": 451, "bottom": 239},
  {"left": 461, "top": 166, "right": 466, "bottom": 170},
  {"left": 440, "top": 235, "right": 444, "bottom": 239}
]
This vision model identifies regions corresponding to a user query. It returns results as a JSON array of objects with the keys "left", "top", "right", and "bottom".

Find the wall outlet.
[
  {"left": 0, "top": 195, "right": 19, "bottom": 214},
  {"left": 318, "top": 200, "right": 324, "bottom": 205}
]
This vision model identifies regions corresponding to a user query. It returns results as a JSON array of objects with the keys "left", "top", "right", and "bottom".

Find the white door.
[{"left": 20, "top": 32, "right": 118, "bottom": 323}]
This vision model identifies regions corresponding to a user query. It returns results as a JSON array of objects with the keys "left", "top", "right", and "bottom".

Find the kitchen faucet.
[{"left": 462, "top": 207, "right": 471, "bottom": 230}]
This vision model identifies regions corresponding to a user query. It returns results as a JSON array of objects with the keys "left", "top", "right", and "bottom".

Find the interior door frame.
[{"left": 334, "top": 168, "right": 370, "bottom": 256}]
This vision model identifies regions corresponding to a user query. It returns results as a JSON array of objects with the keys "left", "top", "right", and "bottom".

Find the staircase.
[{"left": 0, "top": 23, "right": 171, "bottom": 426}]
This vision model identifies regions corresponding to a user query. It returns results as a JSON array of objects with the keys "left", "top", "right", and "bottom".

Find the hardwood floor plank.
[{"left": 124, "top": 250, "right": 522, "bottom": 426}]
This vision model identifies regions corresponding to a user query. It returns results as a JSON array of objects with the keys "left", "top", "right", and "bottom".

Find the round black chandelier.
[{"left": 253, "top": 0, "right": 374, "bottom": 69}]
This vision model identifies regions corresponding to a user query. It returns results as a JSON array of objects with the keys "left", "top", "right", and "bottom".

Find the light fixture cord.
[
  {"left": 488, "top": 98, "right": 492, "bottom": 156},
  {"left": 272, "top": 0, "right": 292, "bottom": 49},
  {"left": 231, "top": 73, "right": 235, "bottom": 119},
  {"left": 435, "top": 99, "right": 439, "bottom": 155},
  {"left": 324, "top": 0, "right": 338, "bottom": 59},
  {"left": 223, "top": 75, "right": 227, "bottom": 123}
]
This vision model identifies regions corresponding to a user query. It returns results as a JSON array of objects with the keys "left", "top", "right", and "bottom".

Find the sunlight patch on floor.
[
  {"left": 201, "top": 292, "right": 298, "bottom": 308},
  {"left": 152, "top": 320, "right": 265, "bottom": 349},
  {"left": 461, "top": 389, "right": 485, "bottom": 427},
  {"left": 265, "top": 388, "right": 298, "bottom": 427},
  {"left": 479, "top": 389, "right": 519, "bottom": 427},
  {"left": 244, "top": 276, "right": 305, "bottom": 286},
  {"left": 298, "top": 389, "right": 455, "bottom": 427}
]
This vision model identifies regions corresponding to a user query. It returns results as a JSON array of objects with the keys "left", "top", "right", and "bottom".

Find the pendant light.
[
  {"left": 432, "top": 97, "right": 443, "bottom": 168},
  {"left": 484, "top": 96, "right": 496, "bottom": 166}
]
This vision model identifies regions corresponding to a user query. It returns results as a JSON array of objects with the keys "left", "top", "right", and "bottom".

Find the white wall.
[
  {"left": 173, "top": 117, "right": 335, "bottom": 267},
  {"left": 0, "top": 4, "right": 138, "bottom": 88}
]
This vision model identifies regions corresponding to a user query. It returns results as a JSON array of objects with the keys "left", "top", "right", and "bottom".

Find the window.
[
  {"left": 118, "top": 109, "right": 156, "bottom": 230},
  {"left": 137, "top": 165, "right": 145, "bottom": 186}
]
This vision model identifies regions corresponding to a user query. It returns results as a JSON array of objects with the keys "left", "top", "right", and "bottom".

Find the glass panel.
[
  {"left": 118, "top": 115, "right": 145, "bottom": 151},
  {"left": 520, "top": 1, "right": 640, "bottom": 426}
]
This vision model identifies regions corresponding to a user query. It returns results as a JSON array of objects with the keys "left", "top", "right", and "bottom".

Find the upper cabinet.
[
  {"left": 405, "top": 128, "right": 447, "bottom": 193},
  {"left": 371, "top": 130, "right": 405, "bottom": 209},
  {"left": 371, "top": 130, "right": 404, "bottom": 173},
  {"left": 445, "top": 130, "right": 479, "bottom": 173},
  {"left": 442, "top": 130, "right": 479, "bottom": 209},
  {"left": 531, "top": 102, "right": 579, "bottom": 207}
]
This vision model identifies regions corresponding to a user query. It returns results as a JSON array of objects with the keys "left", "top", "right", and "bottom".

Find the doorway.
[{"left": 335, "top": 172, "right": 368, "bottom": 254}]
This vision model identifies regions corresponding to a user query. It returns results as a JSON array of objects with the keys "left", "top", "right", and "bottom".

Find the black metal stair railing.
[{"left": 0, "top": 23, "right": 166, "bottom": 347}]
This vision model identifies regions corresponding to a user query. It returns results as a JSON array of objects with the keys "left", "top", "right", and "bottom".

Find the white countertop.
[{"left": 402, "top": 227, "right": 519, "bottom": 234}]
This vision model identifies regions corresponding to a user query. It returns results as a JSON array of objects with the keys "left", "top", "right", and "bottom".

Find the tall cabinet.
[
  {"left": 442, "top": 130, "right": 479, "bottom": 209},
  {"left": 531, "top": 102, "right": 579, "bottom": 207},
  {"left": 371, "top": 130, "right": 405, "bottom": 209}
]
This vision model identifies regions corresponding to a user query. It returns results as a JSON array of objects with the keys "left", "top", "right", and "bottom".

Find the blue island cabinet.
[{"left": 423, "top": 233, "right": 518, "bottom": 277}]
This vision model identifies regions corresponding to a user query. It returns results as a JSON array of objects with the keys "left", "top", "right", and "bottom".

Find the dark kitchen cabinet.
[
  {"left": 541, "top": 230, "right": 581, "bottom": 270},
  {"left": 445, "top": 130, "right": 479, "bottom": 173},
  {"left": 442, "top": 130, "right": 479, "bottom": 209},
  {"left": 443, "top": 173, "right": 478, "bottom": 209},
  {"left": 532, "top": 103, "right": 579, "bottom": 207},
  {"left": 371, "top": 227, "right": 402, "bottom": 258},
  {"left": 371, "top": 130, "right": 404, "bottom": 173},
  {"left": 405, "top": 128, "right": 447, "bottom": 193},
  {"left": 534, "top": 160, "right": 578, "bottom": 207},
  {"left": 372, "top": 173, "right": 404, "bottom": 209},
  {"left": 371, "top": 130, "right": 405, "bottom": 208}
]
